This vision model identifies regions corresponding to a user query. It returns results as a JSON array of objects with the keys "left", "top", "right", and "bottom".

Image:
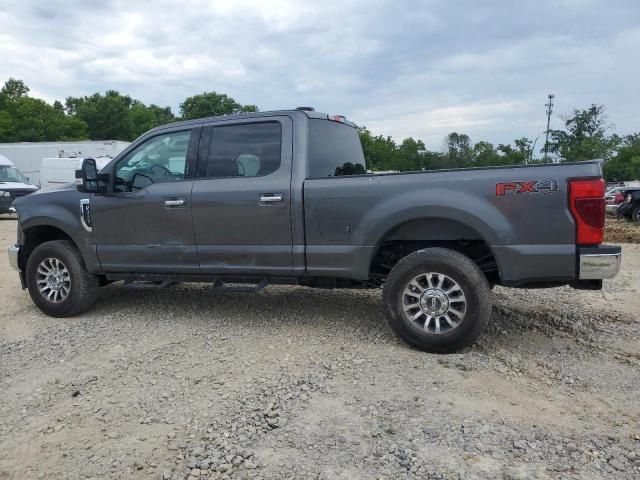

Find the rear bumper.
[{"left": 578, "top": 245, "right": 621, "bottom": 280}]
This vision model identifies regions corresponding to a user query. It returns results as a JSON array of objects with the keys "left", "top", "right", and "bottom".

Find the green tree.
[
  {"left": 359, "top": 128, "right": 398, "bottom": 171},
  {"left": 66, "top": 91, "right": 135, "bottom": 140},
  {"left": 0, "top": 78, "right": 29, "bottom": 104},
  {"left": 444, "top": 132, "right": 473, "bottom": 168},
  {"left": 548, "top": 105, "right": 619, "bottom": 162},
  {"left": 603, "top": 133, "right": 640, "bottom": 182},
  {"left": 473, "top": 141, "right": 501, "bottom": 167},
  {"left": 0, "top": 79, "right": 88, "bottom": 142},
  {"left": 179, "top": 92, "right": 258, "bottom": 120},
  {"left": 497, "top": 137, "right": 535, "bottom": 165},
  {"left": 130, "top": 102, "right": 175, "bottom": 138}
]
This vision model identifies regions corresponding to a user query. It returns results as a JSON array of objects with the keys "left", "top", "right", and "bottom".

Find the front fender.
[{"left": 16, "top": 195, "right": 101, "bottom": 274}]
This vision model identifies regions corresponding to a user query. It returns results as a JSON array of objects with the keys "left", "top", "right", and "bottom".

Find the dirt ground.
[
  {"left": 0, "top": 216, "right": 638, "bottom": 480},
  {"left": 605, "top": 217, "right": 640, "bottom": 244}
]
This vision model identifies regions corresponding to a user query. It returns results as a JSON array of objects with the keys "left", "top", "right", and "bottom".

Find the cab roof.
[{"left": 148, "top": 108, "right": 357, "bottom": 135}]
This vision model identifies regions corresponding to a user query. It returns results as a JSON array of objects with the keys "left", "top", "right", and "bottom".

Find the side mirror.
[
  {"left": 131, "top": 172, "right": 153, "bottom": 190},
  {"left": 75, "top": 158, "right": 108, "bottom": 194}
]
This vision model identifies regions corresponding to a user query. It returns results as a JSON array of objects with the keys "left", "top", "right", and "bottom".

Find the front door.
[
  {"left": 191, "top": 117, "right": 293, "bottom": 275},
  {"left": 91, "top": 127, "right": 201, "bottom": 273}
]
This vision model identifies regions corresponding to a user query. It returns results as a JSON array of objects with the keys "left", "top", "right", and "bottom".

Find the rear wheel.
[
  {"left": 633, "top": 206, "right": 640, "bottom": 222},
  {"left": 383, "top": 247, "right": 491, "bottom": 353},
  {"left": 26, "top": 240, "right": 98, "bottom": 317}
]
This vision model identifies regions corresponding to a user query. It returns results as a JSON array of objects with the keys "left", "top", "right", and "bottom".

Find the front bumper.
[
  {"left": 578, "top": 245, "right": 621, "bottom": 280},
  {"left": 8, "top": 245, "right": 20, "bottom": 272}
]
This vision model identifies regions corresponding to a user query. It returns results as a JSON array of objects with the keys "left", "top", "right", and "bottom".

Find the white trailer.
[
  {"left": 0, "top": 140, "right": 130, "bottom": 186},
  {"left": 39, "top": 157, "right": 113, "bottom": 190}
]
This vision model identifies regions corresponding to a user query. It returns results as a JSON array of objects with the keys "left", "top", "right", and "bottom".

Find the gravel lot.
[{"left": 0, "top": 215, "right": 639, "bottom": 480}]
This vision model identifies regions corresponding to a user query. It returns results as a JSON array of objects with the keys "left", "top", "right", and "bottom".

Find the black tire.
[
  {"left": 383, "top": 247, "right": 491, "bottom": 354},
  {"left": 25, "top": 240, "right": 98, "bottom": 317},
  {"left": 633, "top": 206, "right": 640, "bottom": 223}
]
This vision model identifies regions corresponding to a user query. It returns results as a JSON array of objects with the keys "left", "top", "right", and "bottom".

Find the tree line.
[{"left": 0, "top": 78, "right": 638, "bottom": 181}]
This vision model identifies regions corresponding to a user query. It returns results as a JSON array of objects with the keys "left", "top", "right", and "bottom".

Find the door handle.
[
  {"left": 259, "top": 193, "right": 284, "bottom": 204},
  {"left": 164, "top": 198, "right": 185, "bottom": 208}
]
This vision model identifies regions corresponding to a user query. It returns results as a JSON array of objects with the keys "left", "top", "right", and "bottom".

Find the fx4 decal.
[{"left": 495, "top": 180, "right": 559, "bottom": 196}]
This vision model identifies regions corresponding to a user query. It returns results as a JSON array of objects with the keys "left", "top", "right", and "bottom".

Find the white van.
[
  {"left": 39, "top": 156, "right": 113, "bottom": 190},
  {"left": 0, "top": 154, "right": 38, "bottom": 214}
]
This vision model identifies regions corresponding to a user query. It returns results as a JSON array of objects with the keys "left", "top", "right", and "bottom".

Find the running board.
[
  {"left": 119, "top": 277, "right": 270, "bottom": 293},
  {"left": 210, "top": 278, "right": 269, "bottom": 293},
  {"left": 123, "top": 279, "right": 176, "bottom": 290}
]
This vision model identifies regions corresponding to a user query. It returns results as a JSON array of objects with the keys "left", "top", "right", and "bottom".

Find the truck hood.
[{"left": 32, "top": 182, "right": 76, "bottom": 194}]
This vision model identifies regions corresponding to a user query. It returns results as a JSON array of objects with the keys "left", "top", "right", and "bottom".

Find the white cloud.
[{"left": 0, "top": 0, "right": 638, "bottom": 146}]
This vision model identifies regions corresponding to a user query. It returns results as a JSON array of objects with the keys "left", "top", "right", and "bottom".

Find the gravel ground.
[{"left": 0, "top": 215, "right": 639, "bottom": 480}]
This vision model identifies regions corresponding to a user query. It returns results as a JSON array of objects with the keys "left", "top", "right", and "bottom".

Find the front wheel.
[
  {"left": 383, "top": 248, "right": 492, "bottom": 353},
  {"left": 26, "top": 240, "right": 98, "bottom": 317}
]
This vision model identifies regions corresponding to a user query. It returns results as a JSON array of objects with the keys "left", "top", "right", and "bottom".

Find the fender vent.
[{"left": 80, "top": 199, "right": 92, "bottom": 231}]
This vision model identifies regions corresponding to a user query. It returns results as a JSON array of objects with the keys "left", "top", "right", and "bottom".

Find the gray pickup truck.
[{"left": 8, "top": 108, "right": 621, "bottom": 353}]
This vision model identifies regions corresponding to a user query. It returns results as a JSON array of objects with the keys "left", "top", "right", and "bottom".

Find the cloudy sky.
[{"left": 0, "top": 0, "right": 638, "bottom": 148}]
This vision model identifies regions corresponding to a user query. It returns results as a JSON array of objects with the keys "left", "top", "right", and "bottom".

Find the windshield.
[{"left": 0, "top": 165, "right": 29, "bottom": 184}]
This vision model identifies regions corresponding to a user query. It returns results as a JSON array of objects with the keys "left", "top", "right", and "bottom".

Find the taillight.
[{"left": 569, "top": 179, "right": 605, "bottom": 245}]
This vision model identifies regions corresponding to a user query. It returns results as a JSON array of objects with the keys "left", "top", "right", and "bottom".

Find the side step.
[
  {"left": 210, "top": 278, "right": 269, "bottom": 293},
  {"left": 121, "top": 277, "right": 270, "bottom": 293},
  {"left": 123, "top": 279, "right": 176, "bottom": 290}
]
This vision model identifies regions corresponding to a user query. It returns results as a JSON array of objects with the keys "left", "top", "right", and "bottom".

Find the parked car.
[
  {"left": 0, "top": 154, "right": 38, "bottom": 214},
  {"left": 8, "top": 108, "right": 621, "bottom": 353},
  {"left": 617, "top": 188, "right": 640, "bottom": 222},
  {"left": 605, "top": 187, "right": 625, "bottom": 212}
]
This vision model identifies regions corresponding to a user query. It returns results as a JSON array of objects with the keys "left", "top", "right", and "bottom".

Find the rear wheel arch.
[{"left": 368, "top": 217, "right": 502, "bottom": 284}]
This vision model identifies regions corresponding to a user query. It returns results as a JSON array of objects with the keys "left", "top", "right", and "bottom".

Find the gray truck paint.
[{"left": 11, "top": 109, "right": 607, "bottom": 286}]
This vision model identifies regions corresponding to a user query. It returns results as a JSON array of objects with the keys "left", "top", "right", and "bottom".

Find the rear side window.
[
  {"left": 308, "top": 119, "right": 366, "bottom": 178},
  {"left": 205, "top": 122, "right": 281, "bottom": 178}
]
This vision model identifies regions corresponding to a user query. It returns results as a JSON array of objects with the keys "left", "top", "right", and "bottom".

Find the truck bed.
[{"left": 302, "top": 160, "right": 603, "bottom": 284}]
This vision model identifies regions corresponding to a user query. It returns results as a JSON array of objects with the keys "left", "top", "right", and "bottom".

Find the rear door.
[{"left": 191, "top": 116, "right": 294, "bottom": 275}]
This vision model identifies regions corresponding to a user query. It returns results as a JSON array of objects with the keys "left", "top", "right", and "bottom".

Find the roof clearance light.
[{"left": 328, "top": 115, "right": 345, "bottom": 123}]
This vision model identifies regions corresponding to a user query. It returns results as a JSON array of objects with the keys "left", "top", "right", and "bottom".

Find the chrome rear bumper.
[{"left": 578, "top": 245, "right": 621, "bottom": 280}]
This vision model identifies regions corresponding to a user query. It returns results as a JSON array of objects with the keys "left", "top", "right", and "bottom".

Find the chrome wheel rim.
[
  {"left": 402, "top": 272, "right": 467, "bottom": 334},
  {"left": 36, "top": 257, "right": 71, "bottom": 303}
]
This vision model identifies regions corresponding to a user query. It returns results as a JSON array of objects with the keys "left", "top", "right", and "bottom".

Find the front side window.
[
  {"left": 205, "top": 122, "right": 281, "bottom": 178},
  {"left": 114, "top": 130, "right": 191, "bottom": 192}
]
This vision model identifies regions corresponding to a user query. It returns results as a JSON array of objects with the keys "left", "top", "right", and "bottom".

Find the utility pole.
[{"left": 543, "top": 94, "right": 554, "bottom": 163}]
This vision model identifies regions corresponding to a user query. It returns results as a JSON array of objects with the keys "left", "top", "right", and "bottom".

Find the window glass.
[
  {"left": 308, "top": 119, "right": 366, "bottom": 178},
  {"left": 206, "top": 122, "right": 281, "bottom": 178},
  {"left": 114, "top": 130, "right": 191, "bottom": 192},
  {"left": 0, "top": 165, "right": 29, "bottom": 183}
]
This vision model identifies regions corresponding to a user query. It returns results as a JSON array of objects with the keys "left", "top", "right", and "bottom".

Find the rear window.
[{"left": 308, "top": 119, "right": 366, "bottom": 178}]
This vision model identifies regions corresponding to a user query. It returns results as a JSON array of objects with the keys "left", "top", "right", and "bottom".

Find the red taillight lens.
[{"left": 569, "top": 179, "right": 605, "bottom": 245}]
